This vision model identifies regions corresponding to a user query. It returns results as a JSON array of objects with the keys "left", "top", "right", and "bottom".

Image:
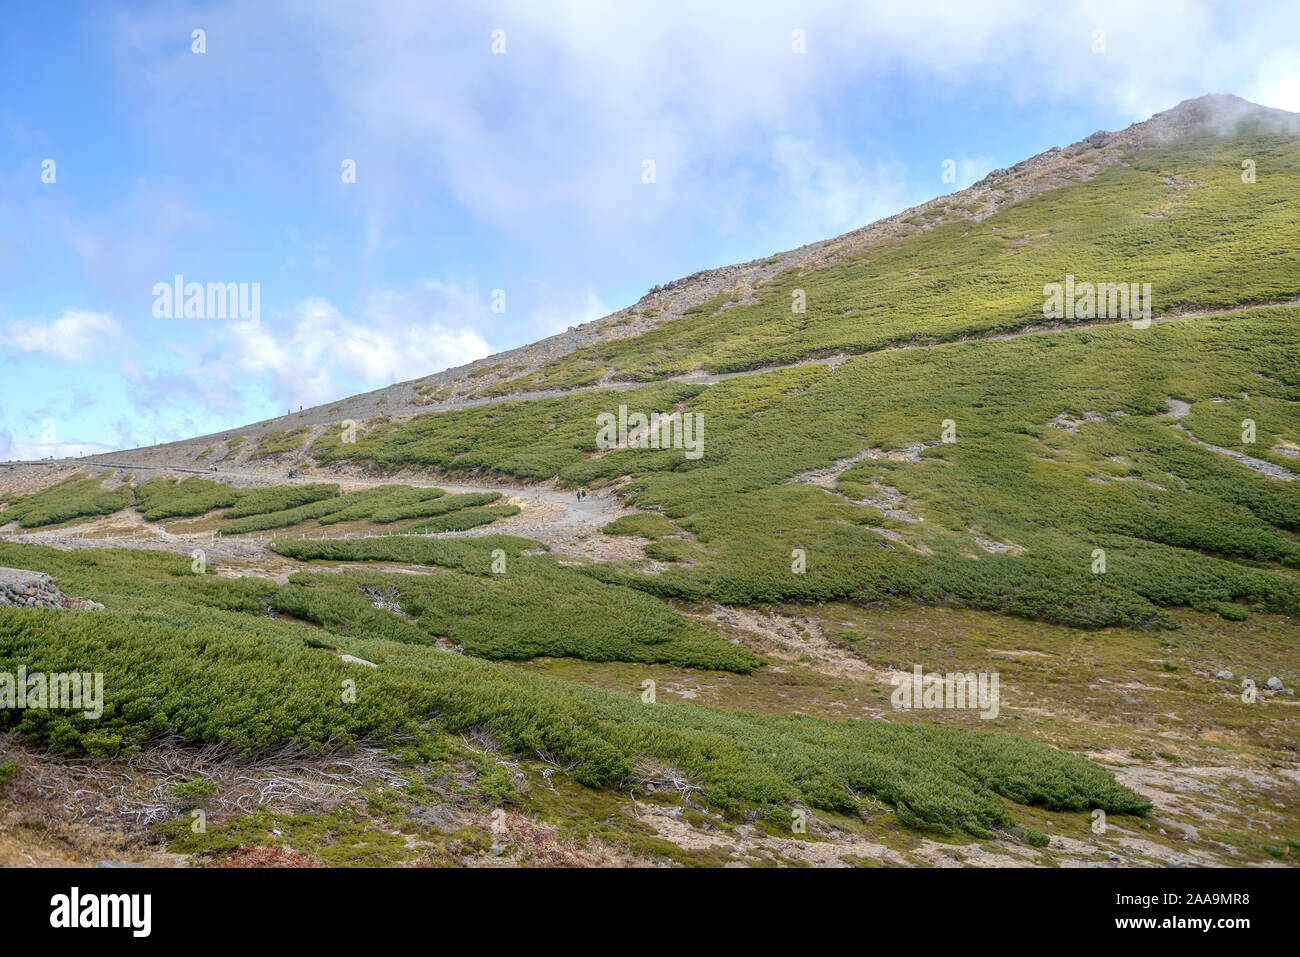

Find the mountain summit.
[{"left": 95, "top": 95, "right": 1300, "bottom": 460}]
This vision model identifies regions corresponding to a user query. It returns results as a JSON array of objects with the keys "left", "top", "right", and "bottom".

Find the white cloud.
[
  {"left": 770, "top": 137, "right": 909, "bottom": 239},
  {"left": 0, "top": 430, "right": 113, "bottom": 462},
  {"left": 224, "top": 282, "right": 495, "bottom": 407},
  {"left": 531, "top": 284, "right": 611, "bottom": 338},
  {"left": 1253, "top": 62, "right": 1300, "bottom": 113},
  {"left": 3, "top": 310, "right": 122, "bottom": 363},
  {"left": 106, "top": 1, "right": 1300, "bottom": 267},
  {"left": 957, "top": 157, "right": 997, "bottom": 191}
]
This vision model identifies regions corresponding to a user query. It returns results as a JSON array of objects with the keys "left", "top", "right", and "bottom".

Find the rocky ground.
[
  {"left": 0, "top": 567, "right": 101, "bottom": 611},
  {"left": 0, "top": 459, "right": 639, "bottom": 573}
]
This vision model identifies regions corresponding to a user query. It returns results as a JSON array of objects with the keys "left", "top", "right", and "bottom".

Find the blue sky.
[{"left": 2, "top": 0, "right": 1297, "bottom": 459}]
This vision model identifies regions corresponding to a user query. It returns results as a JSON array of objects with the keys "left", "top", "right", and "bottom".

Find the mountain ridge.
[{"left": 72, "top": 92, "right": 1300, "bottom": 468}]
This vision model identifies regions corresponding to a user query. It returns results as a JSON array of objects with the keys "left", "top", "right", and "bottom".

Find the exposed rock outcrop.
[{"left": 0, "top": 567, "right": 102, "bottom": 610}]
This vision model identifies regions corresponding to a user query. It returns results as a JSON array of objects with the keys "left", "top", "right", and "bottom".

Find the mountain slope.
[
  {"left": 89, "top": 94, "right": 1300, "bottom": 629},
  {"left": 90, "top": 95, "right": 1300, "bottom": 453},
  {"left": 4, "top": 94, "right": 1297, "bottom": 867}
]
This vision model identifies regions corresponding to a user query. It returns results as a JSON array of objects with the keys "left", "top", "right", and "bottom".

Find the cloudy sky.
[{"left": 2, "top": 0, "right": 1297, "bottom": 459}]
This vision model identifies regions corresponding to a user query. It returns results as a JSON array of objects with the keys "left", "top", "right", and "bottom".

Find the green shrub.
[
  {"left": 134, "top": 477, "right": 240, "bottom": 521},
  {"left": 270, "top": 533, "right": 542, "bottom": 573},
  {"left": 217, "top": 491, "right": 374, "bottom": 535},
  {"left": 404, "top": 503, "right": 519, "bottom": 534},
  {"left": 315, "top": 486, "right": 445, "bottom": 526},
  {"left": 1022, "top": 827, "right": 1050, "bottom": 847},
  {"left": 266, "top": 537, "right": 758, "bottom": 671},
  {"left": 372, "top": 491, "right": 498, "bottom": 523},
  {"left": 224, "top": 484, "right": 339, "bottom": 518},
  {"left": 603, "top": 513, "right": 679, "bottom": 539},
  {"left": 170, "top": 778, "right": 218, "bottom": 798},
  {"left": 2, "top": 473, "right": 131, "bottom": 528},
  {"left": 644, "top": 538, "right": 693, "bottom": 562},
  {"left": 249, "top": 428, "right": 311, "bottom": 458},
  {"left": 0, "top": 545, "right": 1150, "bottom": 837}
]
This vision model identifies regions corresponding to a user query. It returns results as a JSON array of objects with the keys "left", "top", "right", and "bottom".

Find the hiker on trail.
[{"left": 576, "top": 490, "right": 581, "bottom": 503}]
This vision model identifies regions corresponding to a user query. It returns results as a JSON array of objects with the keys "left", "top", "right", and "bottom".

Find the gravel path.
[
  {"left": 0, "top": 460, "right": 637, "bottom": 565},
  {"left": 62, "top": 294, "right": 1300, "bottom": 477},
  {"left": 73, "top": 461, "right": 626, "bottom": 528}
]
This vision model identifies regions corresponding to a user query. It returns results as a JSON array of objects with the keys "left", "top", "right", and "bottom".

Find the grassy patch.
[
  {"left": 250, "top": 428, "right": 312, "bottom": 458},
  {"left": 134, "top": 477, "right": 241, "bottom": 521},
  {"left": 0, "top": 539, "right": 1148, "bottom": 837},
  {"left": 0, "top": 473, "right": 131, "bottom": 529},
  {"left": 603, "top": 513, "right": 680, "bottom": 539},
  {"left": 223, "top": 484, "right": 340, "bottom": 519}
]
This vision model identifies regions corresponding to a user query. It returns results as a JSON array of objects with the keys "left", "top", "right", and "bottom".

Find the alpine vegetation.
[
  {"left": 596, "top": 405, "right": 704, "bottom": 459},
  {"left": 0, "top": 666, "right": 103, "bottom": 719},
  {"left": 890, "top": 666, "right": 1000, "bottom": 720},
  {"left": 1042, "top": 275, "right": 1154, "bottom": 324}
]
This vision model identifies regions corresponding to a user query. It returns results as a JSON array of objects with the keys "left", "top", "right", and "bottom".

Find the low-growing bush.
[
  {"left": 249, "top": 428, "right": 311, "bottom": 458},
  {"left": 2, "top": 473, "right": 131, "bottom": 528},
  {"left": 0, "top": 543, "right": 1150, "bottom": 837},
  {"left": 315, "top": 486, "right": 445, "bottom": 526},
  {"left": 267, "top": 537, "right": 756, "bottom": 671},
  {"left": 404, "top": 503, "right": 519, "bottom": 534},
  {"left": 603, "top": 513, "right": 679, "bottom": 539},
  {"left": 372, "top": 491, "right": 499, "bottom": 523},
  {"left": 224, "top": 484, "right": 340, "bottom": 518},
  {"left": 134, "top": 477, "right": 241, "bottom": 521}
]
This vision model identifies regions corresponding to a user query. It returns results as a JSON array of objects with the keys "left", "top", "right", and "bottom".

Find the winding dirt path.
[
  {"left": 0, "top": 461, "right": 632, "bottom": 567},
  {"left": 59, "top": 295, "right": 1300, "bottom": 464},
  {"left": 376, "top": 295, "right": 1300, "bottom": 412}
]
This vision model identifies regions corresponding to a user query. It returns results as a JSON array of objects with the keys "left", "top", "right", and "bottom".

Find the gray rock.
[
  {"left": 1215, "top": 669, "right": 1233, "bottom": 680},
  {"left": 338, "top": 653, "right": 377, "bottom": 668},
  {"left": 0, "top": 566, "right": 96, "bottom": 610},
  {"left": 1265, "top": 677, "right": 1284, "bottom": 691}
]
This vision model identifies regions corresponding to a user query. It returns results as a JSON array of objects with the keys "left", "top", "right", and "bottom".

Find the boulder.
[{"left": 0, "top": 566, "right": 100, "bottom": 611}]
